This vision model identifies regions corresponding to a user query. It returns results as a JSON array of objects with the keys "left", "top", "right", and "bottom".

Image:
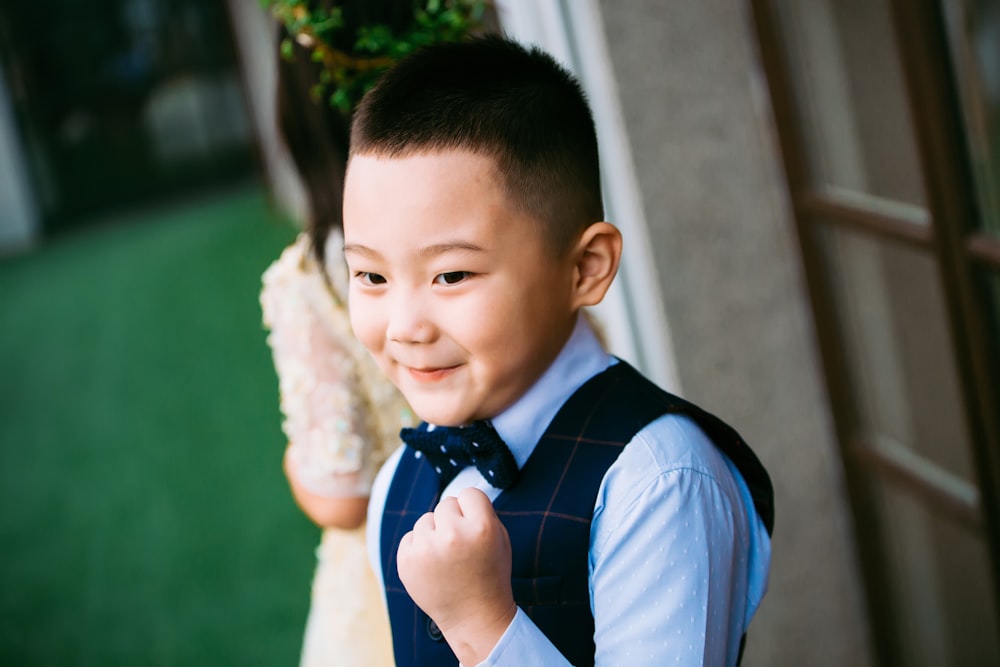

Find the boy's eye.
[
  {"left": 434, "top": 271, "right": 471, "bottom": 285},
  {"left": 356, "top": 272, "right": 387, "bottom": 285}
]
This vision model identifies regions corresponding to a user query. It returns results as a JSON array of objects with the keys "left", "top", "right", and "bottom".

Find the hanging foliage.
[{"left": 263, "top": 0, "right": 489, "bottom": 116}]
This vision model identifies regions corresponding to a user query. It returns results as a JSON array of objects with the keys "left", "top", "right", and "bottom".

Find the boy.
[{"left": 342, "top": 36, "right": 773, "bottom": 666}]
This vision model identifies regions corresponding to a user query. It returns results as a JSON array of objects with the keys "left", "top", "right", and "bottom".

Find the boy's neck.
[{"left": 487, "top": 314, "right": 611, "bottom": 468}]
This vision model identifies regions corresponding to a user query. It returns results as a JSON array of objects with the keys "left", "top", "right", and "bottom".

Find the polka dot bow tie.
[{"left": 399, "top": 420, "right": 519, "bottom": 490}]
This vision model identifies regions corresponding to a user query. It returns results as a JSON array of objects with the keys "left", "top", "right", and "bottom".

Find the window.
[{"left": 751, "top": 0, "right": 1000, "bottom": 663}]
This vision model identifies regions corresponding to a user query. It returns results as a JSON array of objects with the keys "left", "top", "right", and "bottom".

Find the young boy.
[{"left": 342, "top": 36, "right": 773, "bottom": 667}]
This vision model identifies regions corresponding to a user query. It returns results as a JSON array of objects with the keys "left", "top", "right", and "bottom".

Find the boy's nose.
[{"left": 385, "top": 292, "right": 434, "bottom": 344}]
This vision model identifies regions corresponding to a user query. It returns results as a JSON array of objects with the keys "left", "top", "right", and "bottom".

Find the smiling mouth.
[{"left": 404, "top": 365, "right": 459, "bottom": 383}]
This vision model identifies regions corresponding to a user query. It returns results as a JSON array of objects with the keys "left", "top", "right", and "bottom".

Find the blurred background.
[{"left": 1, "top": 0, "right": 999, "bottom": 665}]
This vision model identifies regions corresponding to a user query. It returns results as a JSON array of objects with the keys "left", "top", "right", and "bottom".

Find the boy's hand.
[{"left": 397, "top": 487, "right": 517, "bottom": 666}]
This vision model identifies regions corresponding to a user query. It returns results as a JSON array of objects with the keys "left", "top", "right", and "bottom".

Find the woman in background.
[{"left": 259, "top": 15, "right": 412, "bottom": 666}]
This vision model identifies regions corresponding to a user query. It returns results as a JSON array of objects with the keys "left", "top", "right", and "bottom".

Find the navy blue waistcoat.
[{"left": 381, "top": 360, "right": 774, "bottom": 667}]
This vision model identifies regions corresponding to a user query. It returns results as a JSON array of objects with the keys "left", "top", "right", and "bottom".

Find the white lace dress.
[{"left": 261, "top": 233, "right": 411, "bottom": 667}]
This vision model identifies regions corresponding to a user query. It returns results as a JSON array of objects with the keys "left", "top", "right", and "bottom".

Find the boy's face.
[{"left": 343, "top": 150, "right": 579, "bottom": 427}]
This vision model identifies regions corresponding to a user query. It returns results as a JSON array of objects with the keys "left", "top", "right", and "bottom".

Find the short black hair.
[{"left": 349, "top": 35, "right": 604, "bottom": 254}]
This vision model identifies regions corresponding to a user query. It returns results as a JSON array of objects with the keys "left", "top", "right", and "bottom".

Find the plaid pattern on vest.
[{"left": 381, "top": 360, "right": 774, "bottom": 667}]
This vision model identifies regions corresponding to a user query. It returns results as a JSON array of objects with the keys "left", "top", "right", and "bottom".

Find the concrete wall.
[{"left": 595, "top": 1, "right": 874, "bottom": 664}]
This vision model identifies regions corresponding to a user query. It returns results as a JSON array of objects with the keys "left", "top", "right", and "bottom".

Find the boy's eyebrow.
[
  {"left": 417, "top": 240, "right": 486, "bottom": 257},
  {"left": 342, "top": 241, "right": 487, "bottom": 258},
  {"left": 342, "top": 242, "right": 378, "bottom": 257}
]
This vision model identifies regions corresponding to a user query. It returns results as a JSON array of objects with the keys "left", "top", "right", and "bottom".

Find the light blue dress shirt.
[{"left": 367, "top": 315, "right": 771, "bottom": 666}]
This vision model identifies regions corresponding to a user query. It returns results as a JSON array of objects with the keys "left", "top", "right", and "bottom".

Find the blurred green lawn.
[{"left": 0, "top": 186, "right": 319, "bottom": 665}]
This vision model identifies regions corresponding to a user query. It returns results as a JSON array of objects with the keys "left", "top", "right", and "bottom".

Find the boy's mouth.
[{"left": 404, "top": 365, "right": 459, "bottom": 383}]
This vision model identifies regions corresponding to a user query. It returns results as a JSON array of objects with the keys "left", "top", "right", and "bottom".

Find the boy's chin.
[
  {"left": 404, "top": 398, "right": 480, "bottom": 428},
  {"left": 412, "top": 412, "right": 477, "bottom": 428}
]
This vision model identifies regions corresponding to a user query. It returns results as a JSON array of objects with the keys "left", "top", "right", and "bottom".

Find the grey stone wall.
[{"left": 596, "top": 1, "right": 874, "bottom": 664}]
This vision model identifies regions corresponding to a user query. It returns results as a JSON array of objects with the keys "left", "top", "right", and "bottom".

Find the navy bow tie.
[{"left": 399, "top": 420, "right": 519, "bottom": 490}]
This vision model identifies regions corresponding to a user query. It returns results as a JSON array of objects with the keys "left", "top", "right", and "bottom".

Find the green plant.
[{"left": 263, "top": 0, "right": 489, "bottom": 116}]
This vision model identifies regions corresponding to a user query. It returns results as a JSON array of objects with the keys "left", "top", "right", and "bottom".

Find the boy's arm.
[{"left": 586, "top": 416, "right": 758, "bottom": 667}]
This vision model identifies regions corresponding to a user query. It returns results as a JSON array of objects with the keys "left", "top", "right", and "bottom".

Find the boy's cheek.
[{"left": 348, "top": 303, "right": 383, "bottom": 354}]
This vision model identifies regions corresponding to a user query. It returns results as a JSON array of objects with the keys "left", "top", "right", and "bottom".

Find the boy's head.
[
  {"left": 343, "top": 37, "right": 621, "bottom": 427},
  {"left": 349, "top": 35, "right": 603, "bottom": 255}
]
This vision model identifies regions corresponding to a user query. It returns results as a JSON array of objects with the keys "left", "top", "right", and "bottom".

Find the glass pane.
[
  {"left": 870, "top": 474, "right": 1000, "bottom": 666},
  {"left": 0, "top": 0, "right": 255, "bottom": 231},
  {"left": 818, "top": 223, "right": 976, "bottom": 481},
  {"left": 775, "top": 0, "right": 928, "bottom": 208},
  {"left": 941, "top": 0, "right": 1000, "bottom": 236}
]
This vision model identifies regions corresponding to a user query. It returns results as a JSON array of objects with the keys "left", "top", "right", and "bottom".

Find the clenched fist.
[{"left": 397, "top": 487, "right": 517, "bottom": 665}]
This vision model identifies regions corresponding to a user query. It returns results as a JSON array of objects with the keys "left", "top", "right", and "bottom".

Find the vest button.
[{"left": 426, "top": 617, "right": 444, "bottom": 642}]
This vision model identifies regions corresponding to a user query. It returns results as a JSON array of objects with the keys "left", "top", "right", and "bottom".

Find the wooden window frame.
[{"left": 750, "top": 0, "right": 1000, "bottom": 663}]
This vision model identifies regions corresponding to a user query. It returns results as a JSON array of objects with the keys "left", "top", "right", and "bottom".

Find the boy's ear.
[{"left": 570, "top": 221, "right": 622, "bottom": 309}]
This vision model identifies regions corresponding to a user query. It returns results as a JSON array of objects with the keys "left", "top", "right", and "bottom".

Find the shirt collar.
[{"left": 490, "top": 313, "right": 612, "bottom": 469}]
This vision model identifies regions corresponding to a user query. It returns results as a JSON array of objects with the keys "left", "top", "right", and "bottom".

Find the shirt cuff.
[{"left": 473, "top": 608, "right": 571, "bottom": 667}]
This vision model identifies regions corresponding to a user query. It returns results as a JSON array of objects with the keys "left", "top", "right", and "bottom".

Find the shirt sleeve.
[
  {"left": 260, "top": 236, "right": 380, "bottom": 497},
  {"left": 480, "top": 414, "right": 759, "bottom": 667},
  {"left": 474, "top": 609, "right": 570, "bottom": 667}
]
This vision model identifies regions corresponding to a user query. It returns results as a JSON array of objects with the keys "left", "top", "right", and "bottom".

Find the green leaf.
[
  {"left": 331, "top": 88, "right": 352, "bottom": 114},
  {"left": 272, "top": 0, "right": 485, "bottom": 116}
]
